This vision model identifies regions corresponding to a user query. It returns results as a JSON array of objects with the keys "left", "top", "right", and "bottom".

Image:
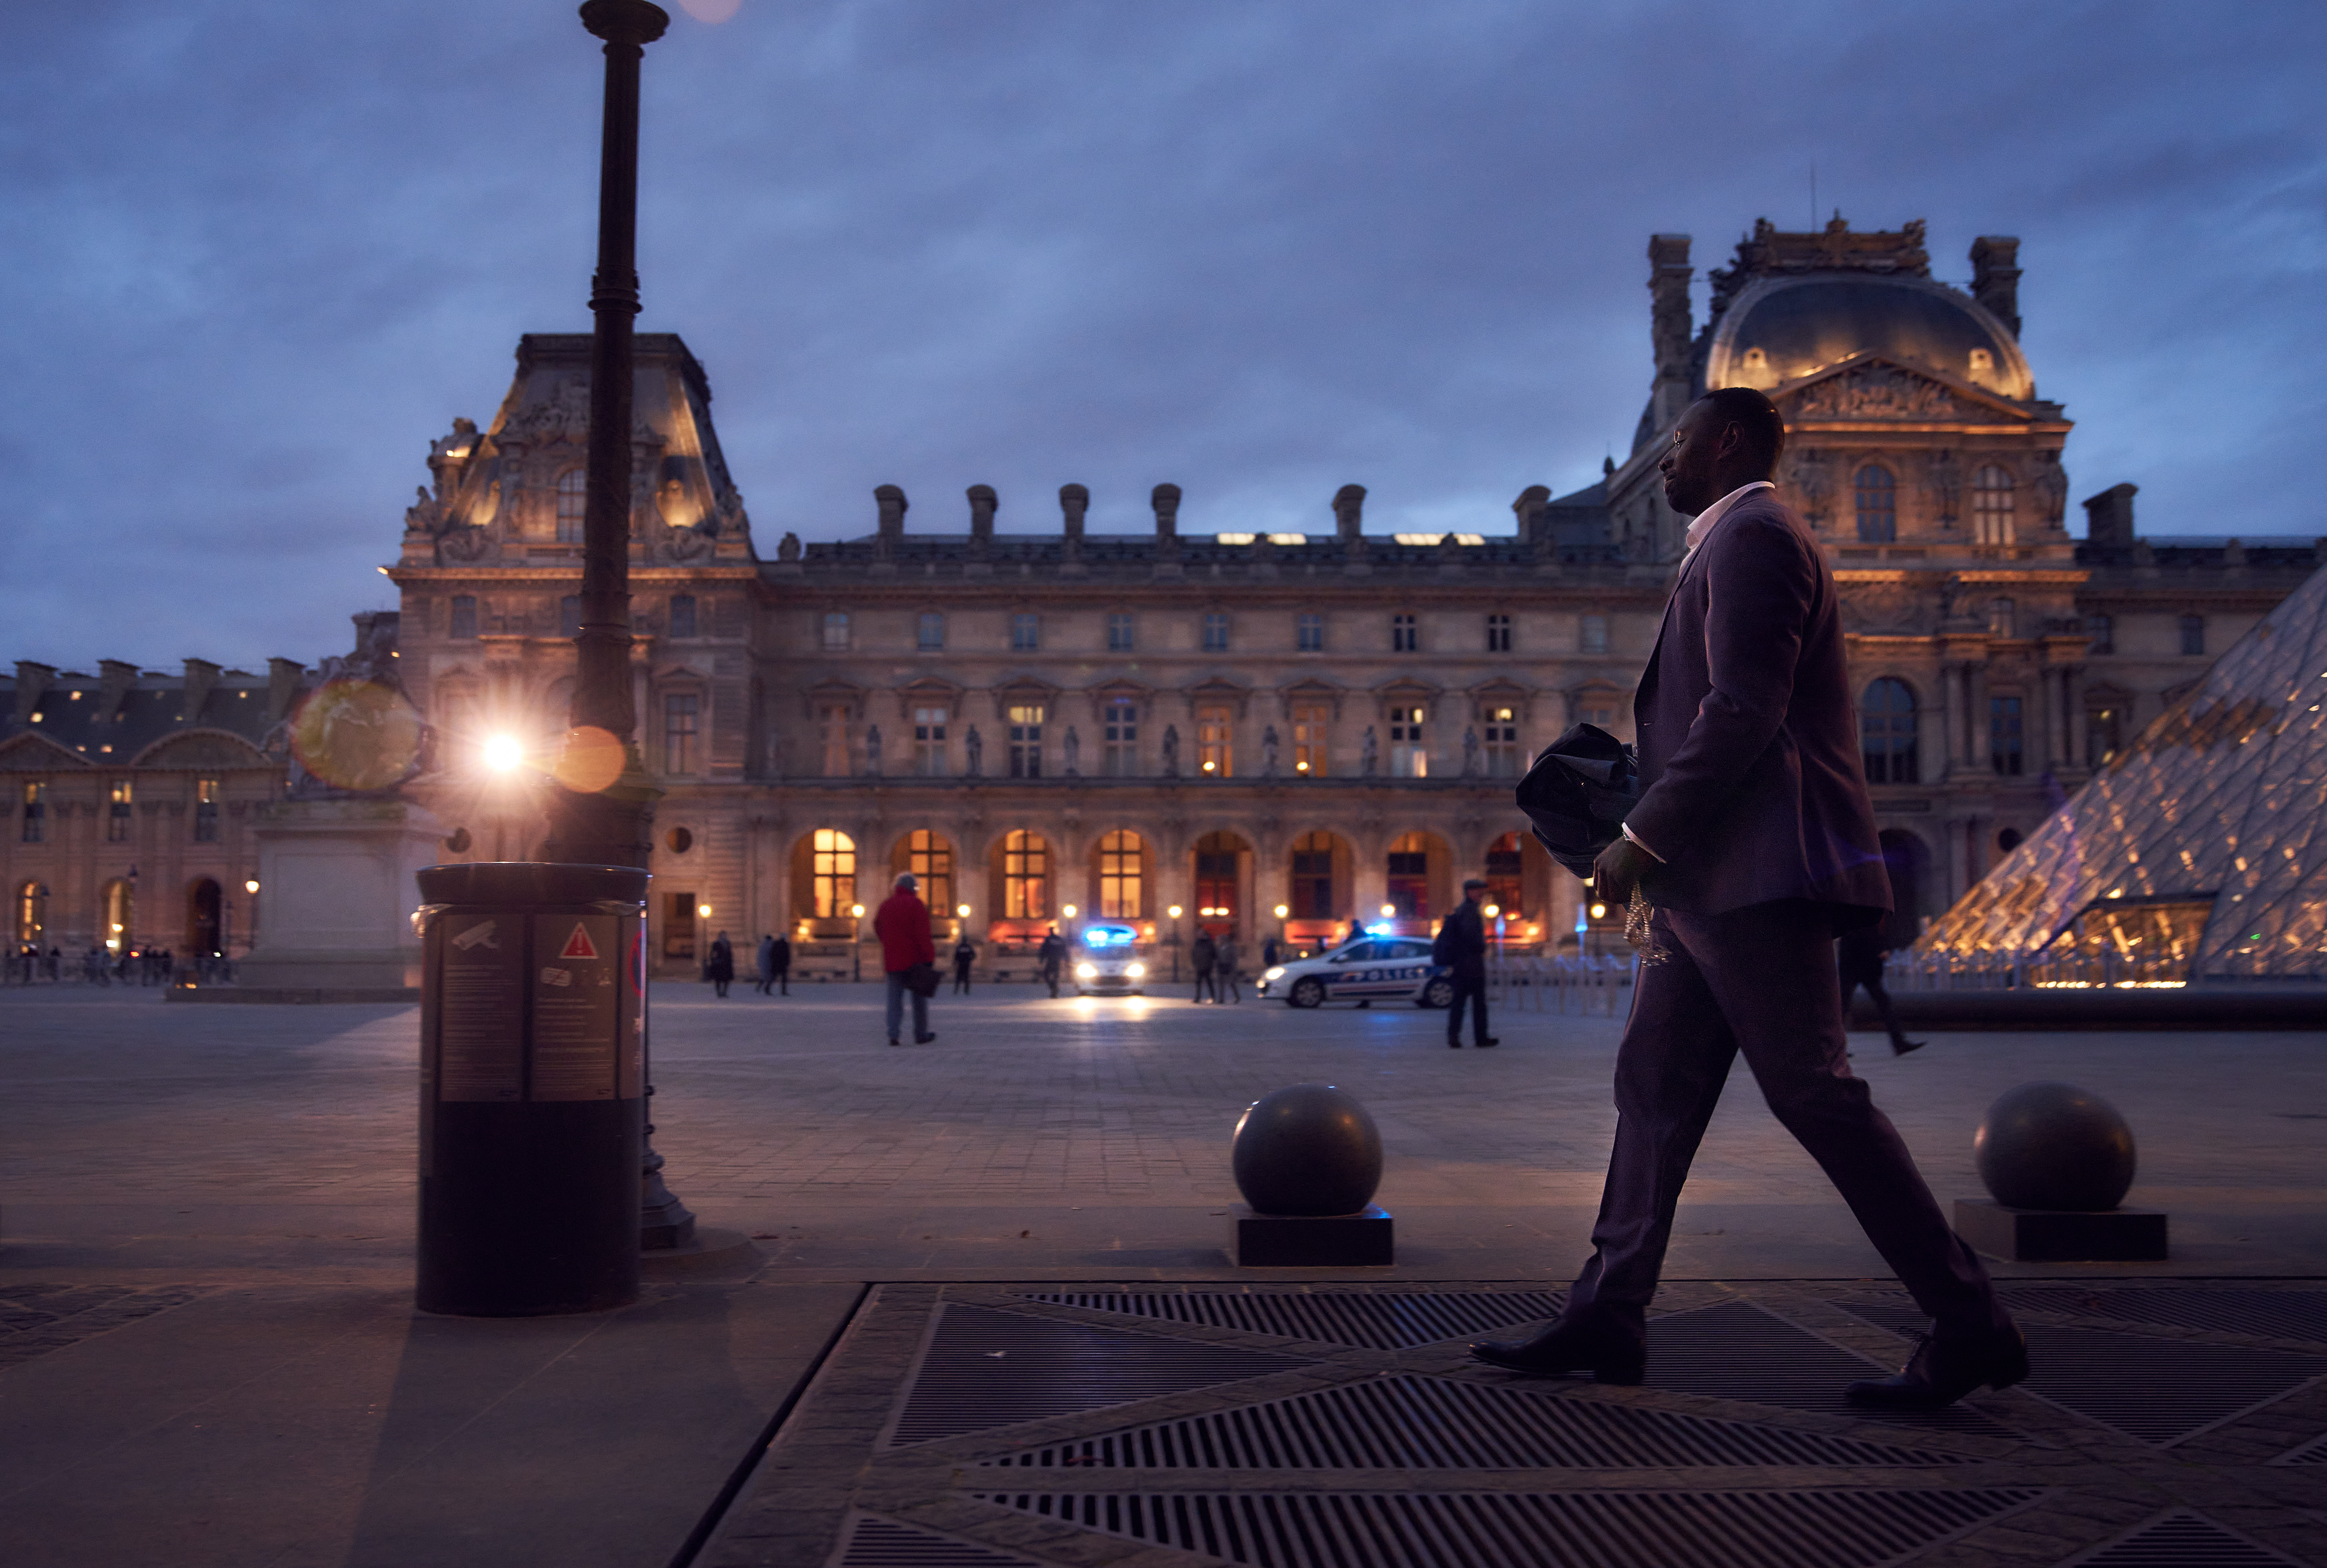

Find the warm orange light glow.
[
  {"left": 244, "top": 879, "right": 260, "bottom": 895},
  {"left": 1380, "top": 904, "right": 1395, "bottom": 918},
  {"left": 1167, "top": 905, "right": 1183, "bottom": 919},
  {"left": 482, "top": 733, "right": 525, "bottom": 774},
  {"left": 552, "top": 725, "right": 625, "bottom": 793}
]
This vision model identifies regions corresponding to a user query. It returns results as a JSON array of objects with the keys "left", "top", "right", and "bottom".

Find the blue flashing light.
[
  {"left": 1365, "top": 923, "right": 1393, "bottom": 937},
  {"left": 1082, "top": 924, "right": 1138, "bottom": 948}
]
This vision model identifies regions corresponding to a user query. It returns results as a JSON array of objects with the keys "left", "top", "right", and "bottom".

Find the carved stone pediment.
[
  {"left": 1788, "top": 363, "right": 1968, "bottom": 422},
  {"left": 1841, "top": 584, "right": 1935, "bottom": 636}
]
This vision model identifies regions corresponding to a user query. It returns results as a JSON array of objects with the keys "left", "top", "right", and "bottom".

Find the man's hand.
[{"left": 1590, "top": 835, "right": 1654, "bottom": 906}]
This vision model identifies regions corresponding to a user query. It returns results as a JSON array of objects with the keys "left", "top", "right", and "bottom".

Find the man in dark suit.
[
  {"left": 1435, "top": 877, "right": 1499, "bottom": 1049},
  {"left": 1472, "top": 388, "right": 2025, "bottom": 1409}
]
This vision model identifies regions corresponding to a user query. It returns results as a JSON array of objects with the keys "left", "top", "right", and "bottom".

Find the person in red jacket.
[{"left": 873, "top": 871, "right": 937, "bottom": 1047}]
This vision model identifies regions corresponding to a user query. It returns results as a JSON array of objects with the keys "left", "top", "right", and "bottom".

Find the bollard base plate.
[
  {"left": 1955, "top": 1198, "right": 2169, "bottom": 1262},
  {"left": 1233, "top": 1204, "right": 1394, "bottom": 1267}
]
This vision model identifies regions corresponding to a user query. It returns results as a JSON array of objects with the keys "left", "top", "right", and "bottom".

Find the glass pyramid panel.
[{"left": 1920, "top": 561, "right": 2327, "bottom": 982}]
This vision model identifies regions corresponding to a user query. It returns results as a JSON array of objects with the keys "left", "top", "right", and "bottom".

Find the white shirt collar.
[{"left": 1680, "top": 479, "right": 1775, "bottom": 566}]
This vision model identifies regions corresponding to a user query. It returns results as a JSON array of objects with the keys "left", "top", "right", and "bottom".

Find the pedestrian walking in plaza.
[
  {"left": 1037, "top": 927, "right": 1065, "bottom": 998},
  {"left": 770, "top": 932, "right": 791, "bottom": 995},
  {"left": 1190, "top": 929, "right": 1218, "bottom": 1003},
  {"left": 754, "top": 933, "right": 776, "bottom": 995},
  {"left": 1839, "top": 924, "right": 1924, "bottom": 1056},
  {"left": 1471, "top": 388, "right": 2023, "bottom": 1409},
  {"left": 1436, "top": 878, "right": 1498, "bottom": 1048},
  {"left": 1215, "top": 936, "right": 1243, "bottom": 1003},
  {"left": 706, "top": 931, "right": 735, "bottom": 998},
  {"left": 951, "top": 935, "right": 977, "bottom": 994},
  {"left": 1261, "top": 936, "right": 1280, "bottom": 970},
  {"left": 876, "top": 872, "right": 938, "bottom": 1045}
]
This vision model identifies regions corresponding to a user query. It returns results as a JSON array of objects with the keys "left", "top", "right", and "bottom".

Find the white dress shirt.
[{"left": 1619, "top": 479, "right": 1776, "bottom": 865}]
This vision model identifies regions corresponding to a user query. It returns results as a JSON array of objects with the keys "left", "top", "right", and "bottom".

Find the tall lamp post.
[
  {"left": 543, "top": 0, "right": 694, "bottom": 1251},
  {"left": 1167, "top": 905, "right": 1183, "bottom": 982}
]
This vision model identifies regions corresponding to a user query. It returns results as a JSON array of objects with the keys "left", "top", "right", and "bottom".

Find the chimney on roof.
[
  {"left": 2081, "top": 482, "right": 2138, "bottom": 548},
  {"left": 874, "top": 484, "right": 907, "bottom": 557},
  {"left": 1512, "top": 485, "right": 1552, "bottom": 544},
  {"left": 1970, "top": 236, "right": 2022, "bottom": 338},
  {"left": 1150, "top": 483, "right": 1181, "bottom": 539},
  {"left": 96, "top": 660, "right": 138, "bottom": 723},
  {"left": 267, "top": 658, "right": 307, "bottom": 725},
  {"left": 14, "top": 662, "right": 54, "bottom": 725},
  {"left": 1648, "top": 234, "right": 1695, "bottom": 433},
  {"left": 966, "top": 485, "right": 997, "bottom": 551},
  {"left": 182, "top": 659, "right": 221, "bottom": 725},
  {"left": 1058, "top": 483, "right": 1088, "bottom": 538},
  {"left": 1332, "top": 484, "right": 1366, "bottom": 541}
]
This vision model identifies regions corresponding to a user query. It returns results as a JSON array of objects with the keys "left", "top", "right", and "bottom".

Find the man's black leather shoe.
[
  {"left": 1845, "top": 1325, "right": 2028, "bottom": 1409},
  {"left": 1468, "top": 1319, "right": 1646, "bottom": 1384}
]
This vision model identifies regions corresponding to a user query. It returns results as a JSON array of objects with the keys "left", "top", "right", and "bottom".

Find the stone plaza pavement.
[{"left": 2, "top": 982, "right": 2324, "bottom": 1565}]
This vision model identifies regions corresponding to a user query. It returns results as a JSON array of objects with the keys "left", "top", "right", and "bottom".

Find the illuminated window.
[
  {"left": 1290, "top": 832, "right": 1336, "bottom": 919},
  {"left": 1854, "top": 464, "right": 1896, "bottom": 543},
  {"left": 1003, "top": 830, "right": 1048, "bottom": 920},
  {"left": 1391, "top": 612, "right": 1418, "bottom": 652},
  {"left": 560, "top": 595, "right": 581, "bottom": 639},
  {"left": 663, "top": 692, "right": 700, "bottom": 775},
  {"left": 917, "top": 612, "right": 945, "bottom": 651},
  {"left": 912, "top": 706, "right": 948, "bottom": 776},
  {"left": 1482, "top": 705, "right": 1521, "bottom": 777},
  {"left": 2087, "top": 703, "right": 2126, "bottom": 769},
  {"left": 1486, "top": 831, "right": 1524, "bottom": 918},
  {"left": 556, "top": 469, "right": 587, "bottom": 542},
  {"left": 1990, "top": 696, "right": 2024, "bottom": 777},
  {"left": 1861, "top": 678, "right": 1919, "bottom": 784},
  {"left": 101, "top": 877, "right": 132, "bottom": 952},
  {"left": 450, "top": 595, "right": 478, "bottom": 640},
  {"left": 1292, "top": 703, "right": 1330, "bottom": 776},
  {"left": 1010, "top": 612, "right": 1039, "bottom": 651},
  {"left": 1295, "top": 613, "right": 1325, "bottom": 652},
  {"left": 1106, "top": 613, "right": 1135, "bottom": 652},
  {"left": 818, "top": 703, "right": 851, "bottom": 778},
  {"left": 811, "top": 829, "right": 856, "bottom": 918},
  {"left": 193, "top": 779, "right": 220, "bottom": 843},
  {"left": 663, "top": 891, "right": 697, "bottom": 961},
  {"left": 1196, "top": 705, "right": 1232, "bottom": 776},
  {"left": 1194, "top": 832, "right": 1240, "bottom": 929},
  {"left": 1202, "top": 612, "right": 1229, "bottom": 652},
  {"left": 1987, "top": 597, "right": 2016, "bottom": 638},
  {"left": 821, "top": 611, "right": 850, "bottom": 651},
  {"left": 2087, "top": 613, "right": 2114, "bottom": 655},
  {"left": 108, "top": 779, "right": 132, "bottom": 843},
  {"left": 1008, "top": 704, "right": 1045, "bottom": 778},
  {"left": 1389, "top": 705, "right": 1427, "bottom": 777},
  {"left": 905, "top": 829, "right": 951, "bottom": 916},
  {"left": 20, "top": 782, "right": 46, "bottom": 844},
  {"left": 1386, "top": 832, "right": 1430, "bottom": 920},
  {"left": 13, "top": 880, "right": 40, "bottom": 945},
  {"left": 1579, "top": 615, "right": 1608, "bottom": 654},
  {"left": 1098, "top": 830, "right": 1142, "bottom": 918},
  {"left": 1101, "top": 697, "right": 1138, "bottom": 776},
  {"left": 668, "top": 594, "right": 698, "bottom": 639},
  {"left": 1486, "top": 613, "right": 1511, "bottom": 653},
  {"left": 2180, "top": 614, "right": 2206, "bottom": 656},
  {"left": 1973, "top": 465, "right": 2016, "bottom": 546}
]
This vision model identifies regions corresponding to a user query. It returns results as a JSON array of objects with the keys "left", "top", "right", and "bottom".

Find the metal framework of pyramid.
[{"left": 1918, "top": 561, "right": 2327, "bottom": 983}]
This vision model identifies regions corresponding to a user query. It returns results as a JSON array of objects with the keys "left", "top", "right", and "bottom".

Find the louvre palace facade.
[{"left": 8, "top": 215, "right": 2319, "bottom": 972}]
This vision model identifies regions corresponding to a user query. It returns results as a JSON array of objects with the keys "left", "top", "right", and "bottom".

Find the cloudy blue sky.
[{"left": 5, "top": 0, "right": 2322, "bottom": 671}]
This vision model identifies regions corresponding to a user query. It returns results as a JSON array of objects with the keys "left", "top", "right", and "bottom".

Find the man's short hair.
[
  {"left": 1700, "top": 385, "right": 1786, "bottom": 475},
  {"left": 894, "top": 871, "right": 917, "bottom": 891},
  {"left": 1463, "top": 877, "right": 1489, "bottom": 890}
]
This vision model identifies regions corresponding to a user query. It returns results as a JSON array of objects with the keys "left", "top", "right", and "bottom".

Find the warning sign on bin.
[
  {"left": 532, "top": 915, "right": 619, "bottom": 1100},
  {"left": 435, "top": 919, "right": 524, "bottom": 1102}
]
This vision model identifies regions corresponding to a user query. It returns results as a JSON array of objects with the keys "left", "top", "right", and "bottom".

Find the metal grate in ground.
[
  {"left": 1641, "top": 1300, "right": 2007, "bottom": 1433},
  {"left": 885, "top": 1303, "right": 1308, "bottom": 1446},
  {"left": 2004, "top": 1287, "right": 2327, "bottom": 1345},
  {"left": 1014, "top": 1289, "right": 1567, "bottom": 1350},
  {"left": 0, "top": 1283, "right": 204, "bottom": 1370},
  {"left": 2058, "top": 1509, "right": 2310, "bottom": 1566},
  {"left": 979, "top": 1373, "right": 1961, "bottom": 1471},
  {"left": 2269, "top": 1430, "right": 2327, "bottom": 1465},
  {"left": 836, "top": 1516, "right": 1045, "bottom": 1567},
  {"left": 969, "top": 1487, "right": 2043, "bottom": 1568}
]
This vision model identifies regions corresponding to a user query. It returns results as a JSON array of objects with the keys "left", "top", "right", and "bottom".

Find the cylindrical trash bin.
[{"left": 414, "top": 862, "right": 648, "bottom": 1316}]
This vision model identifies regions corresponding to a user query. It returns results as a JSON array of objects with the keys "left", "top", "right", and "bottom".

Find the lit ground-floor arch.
[
  {"left": 186, "top": 877, "right": 223, "bottom": 956},
  {"left": 1282, "top": 829, "right": 1353, "bottom": 951},
  {"left": 1382, "top": 829, "right": 1454, "bottom": 936},
  {"left": 1190, "top": 830, "right": 1253, "bottom": 940},
  {"left": 986, "top": 828, "right": 1056, "bottom": 942},
  {"left": 889, "top": 829, "right": 959, "bottom": 933},
  {"left": 1089, "top": 828, "right": 1153, "bottom": 924},
  {"left": 788, "top": 827, "right": 860, "bottom": 946}
]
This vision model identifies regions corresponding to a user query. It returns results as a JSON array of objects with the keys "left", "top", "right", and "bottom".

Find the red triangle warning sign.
[{"left": 559, "top": 924, "right": 600, "bottom": 960}]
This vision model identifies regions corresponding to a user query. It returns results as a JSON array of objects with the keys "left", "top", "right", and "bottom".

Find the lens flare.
[
  {"left": 551, "top": 725, "right": 626, "bottom": 793},
  {"left": 290, "top": 680, "right": 424, "bottom": 792}
]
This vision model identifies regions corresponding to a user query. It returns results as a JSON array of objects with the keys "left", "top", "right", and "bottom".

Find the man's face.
[
  {"left": 1466, "top": 886, "right": 1485, "bottom": 904},
  {"left": 1659, "top": 401, "right": 1726, "bottom": 517}
]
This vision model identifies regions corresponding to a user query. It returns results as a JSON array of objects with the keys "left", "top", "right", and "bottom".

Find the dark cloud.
[{"left": 4, "top": 0, "right": 2321, "bottom": 668}]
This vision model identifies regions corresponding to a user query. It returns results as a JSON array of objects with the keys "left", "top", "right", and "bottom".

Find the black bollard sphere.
[
  {"left": 1232, "top": 1084, "right": 1383, "bottom": 1216},
  {"left": 1974, "top": 1081, "right": 2137, "bottom": 1212}
]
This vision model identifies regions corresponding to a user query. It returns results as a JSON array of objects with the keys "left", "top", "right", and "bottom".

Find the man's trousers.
[
  {"left": 1446, "top": 973, "right": 1491, "bottom": 1045},
  {"left": 1565, "top": 901, "right": 2004, "bottom": 1335}
]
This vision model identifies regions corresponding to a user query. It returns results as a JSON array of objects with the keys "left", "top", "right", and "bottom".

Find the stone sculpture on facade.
[
  {"left": 1462, "top": 726, "right": 1481, "bottom": 777},
  {"left": 1362, "top": 725, "right": 1379, "bottom": 777},
  {"left": 964, "top": 725, "right": 982, "bottom": 777},
  {"left": 1063, "top": 725, "right": 1081, "bottom": 777},
  {"left": 1262, "top": 725, "right": 1280, "bottom": 776},
  {"left": 865, "top": 724, "right": 882, "bottom": 775},
  {"left": 1161, "top": 724, "right": 1180, "bottom": 778}
]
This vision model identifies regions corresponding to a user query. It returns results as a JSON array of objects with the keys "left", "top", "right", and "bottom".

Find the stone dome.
[{"left": 1705, "top": 273, "right": 2032, "bottom": 402}]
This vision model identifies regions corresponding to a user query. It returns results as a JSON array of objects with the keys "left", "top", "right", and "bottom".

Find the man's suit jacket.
[
  {"left": 1624, "top": 490, "right": 1890, "bottom": 921},
  {"left": 1436, "top": 900, "right": 1489, "bottom": 980}
]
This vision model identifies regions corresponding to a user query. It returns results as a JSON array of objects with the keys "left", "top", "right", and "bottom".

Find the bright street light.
[{"left": 482, "top": 733, "right": 525, "bottom": 773}]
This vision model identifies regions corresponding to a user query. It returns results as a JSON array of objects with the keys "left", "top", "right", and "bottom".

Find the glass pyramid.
[{"left": 1919, "top": 560, "right": 2327, "bottom": 984}]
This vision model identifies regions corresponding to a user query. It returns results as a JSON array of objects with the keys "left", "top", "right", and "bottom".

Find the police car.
[
  {"left": 1257, "top": 936, "right": 1454, "bottom": 1009},
  {"left": 1073, "top": 922, "right": 1148, "bottom": 995}
]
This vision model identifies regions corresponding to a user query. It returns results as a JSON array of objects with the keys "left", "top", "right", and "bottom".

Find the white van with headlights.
[
  {"left": 1073, "top": 922, "right": 1148, "bottom": 995},
  {"left": 1256, "top": 936, "right": 1453, "bottom": 1009}
]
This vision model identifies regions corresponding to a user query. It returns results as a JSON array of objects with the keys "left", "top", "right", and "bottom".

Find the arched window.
[
  {"left": 1097, "top": 830, "right": 1143, "bottom": 919},
  {"left": 1003, "top": 830, "right": 1049, "bottom": 920},
  {"left": 1289, "top": 832, "right": 1337, "bottom": 920},
  {"left": 811, "top": 830, "right": 856, "bottom": 919},
  {"left": 1853, "top": 465, "right": 1896, "bottom": 543},
  {"left": 102, "top": 877, "right": 134, "bottom": 953},
  {"left": 1861, "top": 678, "right": 1919, "bottom": 784},
  {"left": 1973, "top": 465, "right": 2016, "bottom": 546},
  {"left": 15, "top": 880, "right": 42, "bottom": 945},
  {"left": 556, "top": 469, "right": 588, "bottom": 543},
  {"left": 904, "top": 829, "right": 951, "bottom": 917},
  {"left": 1486, "top": 831, "right": 1524, "bottom": 919}
]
